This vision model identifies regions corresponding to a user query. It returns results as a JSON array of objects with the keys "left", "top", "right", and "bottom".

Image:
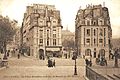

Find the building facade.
[
  {"left": 22, "top": 4, "right": 62, "bottom": 58},
  {"left": 75, "top": 4, "right": 112, "bottom": 59}
]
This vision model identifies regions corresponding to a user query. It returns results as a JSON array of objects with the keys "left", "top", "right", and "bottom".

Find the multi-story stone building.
[
  {"left": 22, "top": 4, "right": 62, "bottom": 59},
  {"left": 75, "top": 4, "right": 112, "bottom": 59}
]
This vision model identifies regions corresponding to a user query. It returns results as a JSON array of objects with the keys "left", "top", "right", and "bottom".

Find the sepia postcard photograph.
[{"left": 0, "top": 0, "right": 120, "bottom": 80}]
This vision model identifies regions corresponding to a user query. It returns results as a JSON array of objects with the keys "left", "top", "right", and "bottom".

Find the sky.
[{"left": 0, "top": 0, "right": 120, "bottom": 38}]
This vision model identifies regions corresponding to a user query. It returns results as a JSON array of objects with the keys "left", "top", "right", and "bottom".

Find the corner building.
[
  {"left": 22, "top": 4, "right": 62, "bottom": 58},
  {"left": 75, "top": 4, "right": 112, "bottom": 59}
]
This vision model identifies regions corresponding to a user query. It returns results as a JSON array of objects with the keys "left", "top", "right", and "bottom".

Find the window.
[
  {"left": 47, "top": 39, "right": 49, "bottom": 46},
  {"left": 53, "top": 39, "right": 56, "bottom": 46},
  {"left": 40, "top": 39, "right": 43, "bottom": 43},
  {"left": 86, "top": 29, "right": 90, "bottom": 36},
  {"left": 99, "top": 39, "right": 103, "bottom": 43},
  {"left": 53, "top": 21, "right": 56, "bottom": 23},
  {"left": 53, "top": 29, "right": 56, "bottom": 31},
  {"left": 99, "top": 29, "right": 103, "bottom": 36},
  {"left": 86, "top": 39, "right": 90, "bottom": 43},
  {"left": 94, "top": 29, "right": 96, "bottom": 36},
  {"left": 53, "top": 34, "right": 56, "bottom": 38},
  {"left": 93, "top": 20, "right": 98, "bottom": 25},
  {"left": 47, "top": 30, "right": 49, "bottom": 39},
  {"left": 39, "top": 30, "right": 43, "bottom": 38},
  {"left": 36, "top": 38, "right": 38, "bottom": 44},
  {"left": 53, "top": 26, "right": 56, "bottom": 28},
  {"left": 94, "top": 39, "right": 96, "bottom": 44},
  {"left": 100, "top": 20, "right": 102, "bottom": 25},
  {"left": 93, "top": 21, "right": 96, "bottom": 25},
  {"left": 87, "top": 20, "right": 90, "bottom": 25},
  {"left": 40, "top": 20, "right": 43, "bottom": 23},
  {"left": 81, "top": 20, "right": 85, "bottom": 25},
  {"left": 104, "top": 28, "right": 106, "bottom": 36},
  {"left": 53, "top": 29, "right": 56, "bottom": 34},
  {"left": 53, "top": 26, "right": 56, "bottom": 33}
]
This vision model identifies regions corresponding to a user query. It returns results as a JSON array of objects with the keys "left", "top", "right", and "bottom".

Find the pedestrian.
[
  {"left": 65, "top": 54, "right": 67, "bottom": 59},
  {"left": 48, "top": 59, "right": 53, "bottom": 67},
  {"left": 83, "top": 55, "right": 85, "bottom": 59},
  {"left": 89, "top": 60, "right": 92, "bottom": 67},
  {"left": 53, "top": 59, "right": 55, "bottom": 67},
  {"left": 48, "top": 59, "right": 51, "bottom": 67},
  {"left": 85, "top": 59, "right": 89, "bottom": 66},
  {"left": 17, "top": 54, "right": 20, "bottom": 59},
  {"left": 50, "top": 59, "right": 53, "bottom": 67},
  {"left": 112, "top": 54, "right": 114, "bottom": 59}
]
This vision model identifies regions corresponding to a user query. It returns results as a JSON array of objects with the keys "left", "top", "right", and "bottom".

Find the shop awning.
[{"left": 46, "top": 48, "right": 60, "bottom": 51}]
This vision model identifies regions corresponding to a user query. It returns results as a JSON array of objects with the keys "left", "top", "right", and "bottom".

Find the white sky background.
[{"left": 0, "top": 0, "right": 120, "bottom": 38}]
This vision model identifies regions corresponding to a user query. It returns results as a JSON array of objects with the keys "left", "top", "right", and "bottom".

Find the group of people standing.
[
  {"left": 0, "top": 49, "right": 21, "bottom": 60},
  {"left": 48, "top": 59, "right": 55, "bottom": 67},
  {"left": 85, "top": 59, "right": 92, "bottom": 67}
]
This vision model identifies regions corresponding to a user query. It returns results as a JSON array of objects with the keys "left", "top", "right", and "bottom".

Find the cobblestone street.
[{"left": 0, "top": 57, "right": 86, "bottom": 80}]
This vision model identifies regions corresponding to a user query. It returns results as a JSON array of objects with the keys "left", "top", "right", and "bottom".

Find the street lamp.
[
  {"left": 74, "top": 56, "right": 77, "bottom": 75},
  {"left": 73, "top": 52, "right": 77, "bottom": 75}
]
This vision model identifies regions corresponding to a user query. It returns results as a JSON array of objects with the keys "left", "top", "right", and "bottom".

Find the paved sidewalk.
[{"left": 0, "top": 57, "right": 86, "bottom": 80}]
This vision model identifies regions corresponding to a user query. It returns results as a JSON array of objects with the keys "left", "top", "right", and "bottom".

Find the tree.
[
  {"left": 0, "top": 17, "right": 16, "bottom": 53},
  {"left": 62, "top": 39, "right": 75, "bottom": 50}
]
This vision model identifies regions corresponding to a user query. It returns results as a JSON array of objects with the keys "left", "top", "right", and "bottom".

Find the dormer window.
[
  {"left": 53, "top": 21, "right": 56, "bottom": 23},
  {"left": 87, "top": 20, "right": 90, "bottom": 25}
]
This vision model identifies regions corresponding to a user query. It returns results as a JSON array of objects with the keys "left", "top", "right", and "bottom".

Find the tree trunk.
[{"left": 3, "top": 41, "right": 7, "bottom": 54}]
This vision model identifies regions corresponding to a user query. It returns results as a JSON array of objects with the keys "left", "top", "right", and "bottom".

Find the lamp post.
[
  {"left": 73, "top": 52, "right": 77, "bottom": 75},
  {"left": 74, "top": 57, "right": 77, "bottom": 75}
]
